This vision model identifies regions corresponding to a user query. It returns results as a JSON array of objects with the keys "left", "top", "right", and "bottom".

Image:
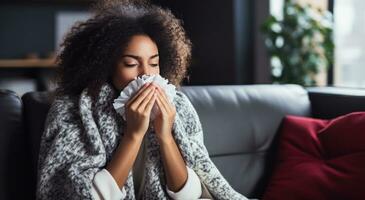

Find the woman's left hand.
[{"left": 153, "top": 84, "right": 176, "bottom": 141}]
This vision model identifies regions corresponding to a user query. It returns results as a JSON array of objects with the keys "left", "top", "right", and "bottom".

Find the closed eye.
[
  {"left": 150, "top": 64, "right": 159, "bottom": 67},
  {"left": 124, "top": 63, "right": 138, "bottom": 67}
]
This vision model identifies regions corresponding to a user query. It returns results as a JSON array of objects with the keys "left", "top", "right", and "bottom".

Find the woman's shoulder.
[
  {"left": 174, "top": 90, "right": 203, "bottom": 134},
  {"left": 45, "top": 94, "right": 80, "bottom": 127},
  {"left": 174, "top": 90, "right": 194, "bottom": 112}
]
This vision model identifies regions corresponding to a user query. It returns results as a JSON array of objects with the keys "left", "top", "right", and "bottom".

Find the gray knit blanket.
[{"left": 36, "top": 82, "right": 247, "bottom": 200}]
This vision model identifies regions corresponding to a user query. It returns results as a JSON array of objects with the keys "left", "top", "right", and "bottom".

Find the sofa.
[{"left": 1, "top": 84, "right": 365, "bottom": 200}]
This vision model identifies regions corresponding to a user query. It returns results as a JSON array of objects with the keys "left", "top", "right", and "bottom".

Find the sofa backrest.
[
  {"left": 21, "top": 90, "right": 55, "bottom": 200},
  {"left": 20, "top": 84, "right": 311, "bottom": 198},
  {"left": 308, "top": 87, "right": 365, "bottom": 119},
  {"left": 181, "top": 84, "right": 311, "bottom": 197}
]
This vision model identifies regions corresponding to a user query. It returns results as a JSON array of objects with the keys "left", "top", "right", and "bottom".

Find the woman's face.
[{"left": 112, "top": 34, "right": 160, "bottom": 92}]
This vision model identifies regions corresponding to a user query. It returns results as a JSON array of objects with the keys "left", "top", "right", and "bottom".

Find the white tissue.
[{"left": 113, "top": 74, "right": 177, "bottom": 121}]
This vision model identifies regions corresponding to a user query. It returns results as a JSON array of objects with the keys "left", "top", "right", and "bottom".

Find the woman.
[{"left": 36, "top": 0, "right": 248, "bottom": 199}]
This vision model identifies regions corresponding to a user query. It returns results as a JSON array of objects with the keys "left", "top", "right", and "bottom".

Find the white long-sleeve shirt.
[
  {"left": 91, "top": 166, "right": 203, "bottom": 200},
  {"left": 91, "top": 135, "right": 208, "bottom": 200}
]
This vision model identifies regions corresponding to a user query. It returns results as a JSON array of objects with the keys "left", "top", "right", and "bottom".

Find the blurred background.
[{"left": 0, "top": 0, "right": 364, "bottom": 97}]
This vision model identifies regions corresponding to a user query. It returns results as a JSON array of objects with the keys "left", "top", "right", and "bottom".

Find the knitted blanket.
[{"left": 36, "top": 82, "right": 248, "bottom": 200}]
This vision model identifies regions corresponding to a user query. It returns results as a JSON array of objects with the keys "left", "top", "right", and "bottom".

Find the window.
[
  {"left": 270, "top": 0, "right": 284, "bottom": 20},
  {"left": 334, "top": 0, "right": 365, "bottom": 88}
]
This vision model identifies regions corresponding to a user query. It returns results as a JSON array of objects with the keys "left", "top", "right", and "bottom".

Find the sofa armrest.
[
  {"left": 307, "top": 87, "right": 365, "bottom": 119},
  {"left": 0, "top": 89, "right": 33, "bottom": 199}
]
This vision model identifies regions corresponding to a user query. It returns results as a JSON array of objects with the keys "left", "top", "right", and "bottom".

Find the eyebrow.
[{"left": 122, "top": 54, "right": 159, "bottom": 59}]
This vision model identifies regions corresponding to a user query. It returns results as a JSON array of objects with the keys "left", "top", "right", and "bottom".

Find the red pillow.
[{"left": 263, "top": 112, "right": 365, "bottom": 200}]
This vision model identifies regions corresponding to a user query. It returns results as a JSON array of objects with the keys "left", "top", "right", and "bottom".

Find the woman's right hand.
[{"left": 124, "top": 83, "right": 157, "bottom": 140}]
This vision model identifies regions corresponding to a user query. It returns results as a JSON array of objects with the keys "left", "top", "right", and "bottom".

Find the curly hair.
[{"left": 54, "top": 0, "right": 192, "bottom": 99}]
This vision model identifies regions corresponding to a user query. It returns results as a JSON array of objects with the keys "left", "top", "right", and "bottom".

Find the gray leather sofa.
[{"left": 1, "top": 84, "right": 365, "bottom": 200}]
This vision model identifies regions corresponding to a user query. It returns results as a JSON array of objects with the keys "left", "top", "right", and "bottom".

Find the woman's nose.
[{"left": 139, "top": 64, "right": 151, "bottom": 76}]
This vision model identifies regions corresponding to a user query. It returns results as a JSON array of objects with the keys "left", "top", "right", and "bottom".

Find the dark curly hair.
[{"left": 54, "top": 0, "right": 192, "bottom": 99}]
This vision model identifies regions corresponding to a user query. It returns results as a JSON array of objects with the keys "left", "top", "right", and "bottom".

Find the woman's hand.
[
  {"left": 124, "top": 83, "right": 157, "bottom": 140},
  {"left": 153, "top": 86, "right": 188, "bottom": 192},
  {"left": 153, "top": 85, "right": 176, "bottom": 141}
]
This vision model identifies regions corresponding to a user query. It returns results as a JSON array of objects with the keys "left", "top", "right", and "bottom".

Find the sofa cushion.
[
  {"left": 181, "top": 84, "right": 311, "bottom": 197},
  {"left": 263, "top": 112, "right": 365, "bottom": 200}
]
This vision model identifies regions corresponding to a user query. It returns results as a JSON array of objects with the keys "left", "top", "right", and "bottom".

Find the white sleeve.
[
  {"left": 91, "top": 169, "right": 127, "bottom": 200},
  {"left": 166, "top": 166, "right": 202, "bottom": 200}
]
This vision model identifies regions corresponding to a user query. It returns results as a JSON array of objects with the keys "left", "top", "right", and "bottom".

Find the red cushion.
[{"left": 263, "top": 112, "right": 365, "bottom": 200}]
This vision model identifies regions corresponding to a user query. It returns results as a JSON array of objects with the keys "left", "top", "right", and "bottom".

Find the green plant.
[{"left": 261, "top": 0, "right": 334, "bottom": 86}]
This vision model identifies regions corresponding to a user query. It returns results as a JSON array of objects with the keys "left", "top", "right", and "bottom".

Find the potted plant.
[{"left": 261, "top": 0, "right": 334, "bottom": 86}]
